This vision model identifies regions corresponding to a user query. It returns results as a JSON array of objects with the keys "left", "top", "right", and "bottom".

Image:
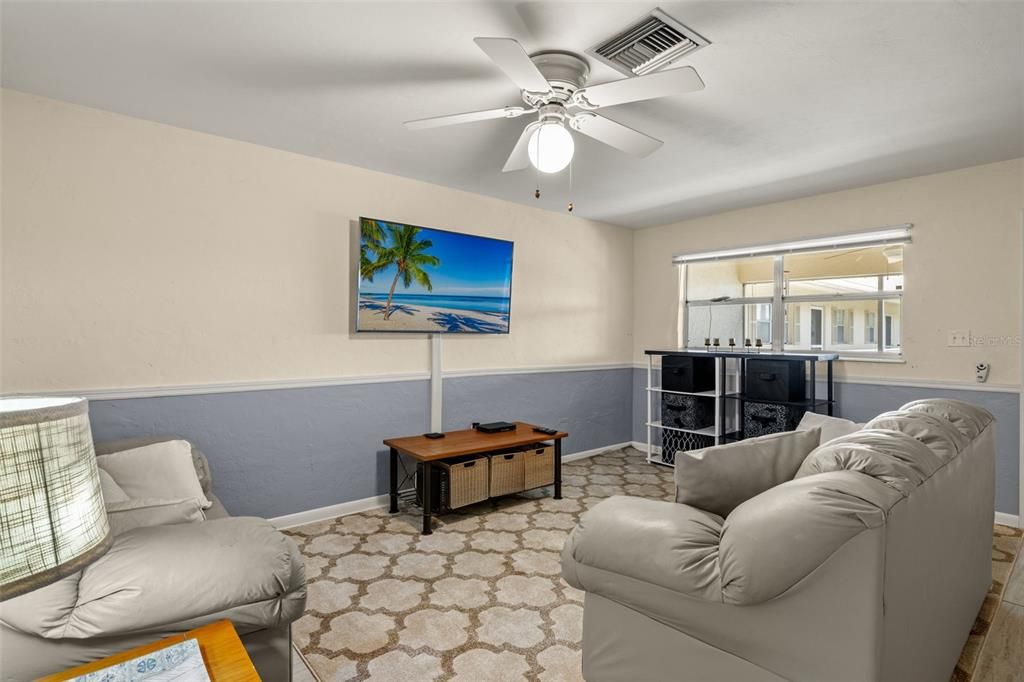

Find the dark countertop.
[{"left": 644, "top": 348, "right": 840, "bottom": 361}]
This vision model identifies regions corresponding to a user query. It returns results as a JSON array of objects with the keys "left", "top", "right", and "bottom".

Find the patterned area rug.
[
  {"left": 954, "top": 523, "right": 1023, "bottom": 681},
  {"left": 284, "top": 446, "right": 1017, "bottom": 682}
]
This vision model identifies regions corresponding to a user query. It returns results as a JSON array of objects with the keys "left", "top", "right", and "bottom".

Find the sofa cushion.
[
  {"left": 865, "top": 410, "right": 965, "bottom": 461},
  {"left": 899, "top": 399, "right": 995, "bottom": 442},
  {"left": 97, "top": 440, "right": 211, "bottom": 509},
  {"left": 97, "top": 469, "right": 130, "bottom": 505},
  {"left": 105, "top": 497, "right": 205, "bottom": 536},
  {"left": 95, "top": 436, "right": 213, "bottom": 495},
  {"left": 675, "top": 428, "right": 821, "bottom": 518},
  {"left": 796, "top": 411, "right": 862, "bottom": 445},
  {"left": 0, "top": 517, "right": 305, "bottom": 639},
  {"left": 794, "top": 429, "right": 943, "bottom": 496}
]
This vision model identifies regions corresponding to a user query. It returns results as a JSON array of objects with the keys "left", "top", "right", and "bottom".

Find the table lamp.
[{"left": 0, "top": 397, "right": 111, "bottom": 601}]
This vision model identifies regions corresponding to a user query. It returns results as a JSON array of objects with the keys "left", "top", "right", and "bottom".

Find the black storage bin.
[
  {"left": 662, "top": 355, "right": 716, "bottom": 393},
  {"left": 662, "top": 393, "right": 714, "bottom": 430},
  {"left": 661, "top": 431, "right": 715, "bottom": 465},
  {"left": 743, "top": 401, "right": 805, "bottom": 437},
  {"left": 744, "top": 359, "right": 806, "bottom": 402}
]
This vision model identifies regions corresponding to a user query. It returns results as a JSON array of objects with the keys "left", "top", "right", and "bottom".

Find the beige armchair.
[
  {"left": 562, "top": 400, "right": 996, "bottom": 681},
  {"left": 0, "top": 437, "right": 307, "bottom": 681}
]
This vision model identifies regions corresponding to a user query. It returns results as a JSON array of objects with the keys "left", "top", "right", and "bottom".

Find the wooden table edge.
[
  {"left": 38, "top": 619, "right": 258, "bottom": 682},
  {"left": 383, "top": 421, "right": 568, "bottom": 461}
]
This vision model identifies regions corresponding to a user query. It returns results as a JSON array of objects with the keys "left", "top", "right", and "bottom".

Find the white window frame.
[{"left": 678, "top": 226, "right": 909, "bottom": 361}]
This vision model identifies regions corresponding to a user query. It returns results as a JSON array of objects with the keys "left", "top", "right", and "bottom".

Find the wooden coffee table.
[
  {"left": 39, "top": 620, "right": 258, "bottom": 682},
  {"left": 384, "top": 421, "right": 568, "bottom": 535}
]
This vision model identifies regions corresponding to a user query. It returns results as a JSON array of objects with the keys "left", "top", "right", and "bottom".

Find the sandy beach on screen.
[{"left": 357, "top": 297, "right": 509, "bottom": 333}]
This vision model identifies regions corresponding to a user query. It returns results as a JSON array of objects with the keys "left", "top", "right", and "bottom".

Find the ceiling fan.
[{"left": 404, "top": 37, "right": 705, "bottom": 174}]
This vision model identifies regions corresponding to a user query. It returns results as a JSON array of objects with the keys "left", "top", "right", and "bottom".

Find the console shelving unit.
[{"left": 644, "top": 349, "right": 839, "bottom": 467}]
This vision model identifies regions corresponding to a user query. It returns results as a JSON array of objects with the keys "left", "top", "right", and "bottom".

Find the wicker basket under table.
[
  {"left": 523, "top": 444, "right": 555, "bottom": 490},
  {"left": 436, "top": 456, "right": 490, "bottom": 509}
]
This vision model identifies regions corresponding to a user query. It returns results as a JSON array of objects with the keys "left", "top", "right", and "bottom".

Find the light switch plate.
[{"left": 948, "top": 329, "right": 972, "bottom": 347}]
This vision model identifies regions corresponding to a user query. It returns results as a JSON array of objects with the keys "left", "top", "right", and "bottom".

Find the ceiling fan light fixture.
[{"left": 528, "top": 122, "right": 574, "bottom": 174}]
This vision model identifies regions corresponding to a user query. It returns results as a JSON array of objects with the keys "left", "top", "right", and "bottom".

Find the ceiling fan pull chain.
[
  {"left": 568, "top": 157, "right": 574, "bottom": 212},
  {"left": 534, "top": 147, "right": 541, "bottom": 199}
]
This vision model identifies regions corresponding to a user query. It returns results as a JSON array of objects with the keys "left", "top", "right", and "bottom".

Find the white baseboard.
[
  {"left": 271, "top": 494, "right": 389, "bottom": 530},
  {"left": 270, "top": 441, "right": 631, "bottom": 530},
  {"left": 562, "top": 441, "right": 632, "bottom": 463},
  {"left": 995, "top": 512, "right": 1021, "bottom": 528}
]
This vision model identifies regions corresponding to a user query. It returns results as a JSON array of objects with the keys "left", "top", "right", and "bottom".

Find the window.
[
  {"left": 832, "top": 308, "right": 851, "bottom": 345},
  {"left": 785, "top": 305, "right": 801, "bottom": 345},
  {"left": 678, "top": 228, "right": 908, "bottom": 359},
  {"left": 747, "top": 304, "right": 771, "bottom": 344}
]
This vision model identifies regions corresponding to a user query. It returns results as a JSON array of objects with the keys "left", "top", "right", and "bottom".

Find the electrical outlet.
[{"left": 948, "top": 329, "right": 972, "bottom": 347}]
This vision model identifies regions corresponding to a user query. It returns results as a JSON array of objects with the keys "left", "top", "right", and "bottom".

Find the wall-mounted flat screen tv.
[{"left": 357, "top": 217, "right": 514, "bottom": 334}]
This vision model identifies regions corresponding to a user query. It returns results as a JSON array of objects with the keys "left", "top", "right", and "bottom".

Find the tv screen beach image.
[{"left": 357, "top": 217, "right": 514, "bottom": 333}]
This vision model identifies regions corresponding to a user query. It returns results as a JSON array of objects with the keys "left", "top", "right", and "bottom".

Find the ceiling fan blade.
[
  {"left": 572, "top": 66, "right": 705, "bottom": 109},
  {"left": 503, "top": 122, "right": 541, "bottom": 172},
  {"left": 570, "top": 113, "right": 662, "bottom": 157},
  {"left": 474, "top": 37, "right": 552, "bottom": 94},
  {"left": 404, "top": 106, "right": 533, "bottom": 130}
]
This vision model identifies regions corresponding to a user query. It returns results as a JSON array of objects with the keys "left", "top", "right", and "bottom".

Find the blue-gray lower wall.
[
  {"left": 631, "top": 368, "right": 1021, "bottom": 515},
  {"left": 87, "top": 368, "right": 634, "bottom": 519},
  {"left": 84, "top": 366, "right": 1019, "bottom": 518},
  {"left": 443, "top": 369, "right": 633, "bottom": 455}
]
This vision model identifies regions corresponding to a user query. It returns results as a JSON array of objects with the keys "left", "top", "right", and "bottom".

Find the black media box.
[{"left": 475, "top": 421, "right": 516, "bottom": 433}]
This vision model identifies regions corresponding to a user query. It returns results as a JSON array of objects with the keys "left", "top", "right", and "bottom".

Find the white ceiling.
[{"left": 3, "top": 1, "right": 1023, "bottom": 228}]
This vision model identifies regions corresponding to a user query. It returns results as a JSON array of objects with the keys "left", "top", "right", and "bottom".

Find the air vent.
[{"left": 589, "top": 8, "right": 710, "bottom": 77}]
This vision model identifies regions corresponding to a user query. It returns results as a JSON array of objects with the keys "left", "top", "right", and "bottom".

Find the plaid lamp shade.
[{"left": 0, "top": 397, "right": 111, "bottom": 600}]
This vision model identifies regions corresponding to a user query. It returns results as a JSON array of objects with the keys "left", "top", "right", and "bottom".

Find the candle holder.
[
  {"left": 744, "top": 338, "right": 753, "bottom": 353},
  {"left": 704, "top": 337, "right": 712, "bottom": 351},
  {"left": 728, "top": 338, "right": 736, "bottom": 352},
  {"left": 755, "top": 338, "right": 764, "bottom": 353},
  {"left": 712, "top": 337, "right": 720, "bottom": 350}
]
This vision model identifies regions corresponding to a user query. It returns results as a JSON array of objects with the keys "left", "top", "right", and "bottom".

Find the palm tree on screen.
[
  {"left": 359, "top": 218, "right": 386, "bottom": 282},
  {"left": 362, "top": 223, "right": 440, "bottom": 320}
]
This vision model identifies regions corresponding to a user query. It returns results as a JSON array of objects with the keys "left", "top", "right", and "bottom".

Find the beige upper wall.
[
  {"left": 1, "top": 91, "right": 634, "bottom": 392},
  {"left": 633, "top": 158, "right": 1024, "bottom": 385}
]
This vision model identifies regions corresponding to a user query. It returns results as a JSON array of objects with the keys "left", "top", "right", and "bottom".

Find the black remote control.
[
  {"left": 424, "top": 432, "right": 445, "bottom": 439},
  {"left": 533, "top": 426, "right": 558, "bottom": 435}
]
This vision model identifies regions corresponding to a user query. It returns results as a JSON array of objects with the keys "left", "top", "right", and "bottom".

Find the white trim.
[
  {"left": 995, "top": 512, "right": 1021, "bottom": 529},
  {"left": 672, "top": 225, "right": 912, "bottom": 264},
  {"left": 827, "top": 376, "right": 1021, "bottom": 394},
  {"left": 4, "top": 363, "right": 637, "bottom": 401},
  {"left": 629, "top": 362, "right": 1021, "bottom": 393},
  {"left": 1019, "top": 208, "right": 1023, "bottom": 528},
  {"left": 270, "top": 441, "right": 630, "bottom": 529},
  {"left": 442, "top": 362, "right": 633, "bottom": 379},
  {"left": 12, "top": 373, "right": 431, "bottom": 401}
]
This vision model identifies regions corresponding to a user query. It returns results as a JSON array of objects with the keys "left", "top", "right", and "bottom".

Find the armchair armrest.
[
  {"left": 562, "top": 471, "right": 903, "bottom": 609},
  {"left": 561, "top": 496, "right": 723, "bottom": 602},
  {"left": 1, "top": 517, "right": 306, "bottom": 639}
]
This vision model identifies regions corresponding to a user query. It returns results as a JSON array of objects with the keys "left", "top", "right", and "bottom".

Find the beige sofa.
[
  {"left": 0, "top": 437, "right": 307, "bottom": 681},
  {"left": 562, "top": 399, "right": 996, "bottom": 682}
]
